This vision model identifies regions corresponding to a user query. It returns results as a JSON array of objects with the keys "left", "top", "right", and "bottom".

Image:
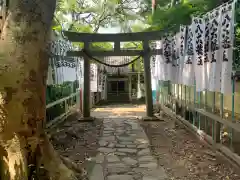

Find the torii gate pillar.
[
  {"left": 82, "top": 42, "right": 91, "bottom": 119},
  {"left": 143, "top": 40, "right": 154, "bottom": 118}
]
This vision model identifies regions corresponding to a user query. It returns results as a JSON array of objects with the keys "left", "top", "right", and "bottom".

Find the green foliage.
[
  {"left": 69, "top": 24, "right": 93, "bottom": 33},
  {"left": 52, "top": 25, "right": 62, "bottom": 31},
  {"left": 53, "top": 0, "right": 147, "bottom": 52},
  {"left": 55, "top": 0, "right": 145, "bottom": 33},
  {"left": 46, "top": 81, "right": 77, "bottom": 104},
  {"left": 91, "top": 42, "right": 113, "bottom": 51},
  {"left": 144, "top": 0, "right": 172, "bottom": 11},
  {"left": 234, "top": 4, "right": 240, "bottom": 69},
  {"left": 123, "top": 42, "right": 142, "bottom": 50},
  {"left": 71, "top": 41, "right": 113, "bottom": 52},
  {"left": 147, "top": 0, "right": 220, "bottom": 32},
  {"left": 46, "top": 81, "right": 78, "bottom": 122}
]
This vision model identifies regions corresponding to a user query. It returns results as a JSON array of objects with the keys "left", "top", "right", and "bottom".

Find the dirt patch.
[
  {"left": 49, "top": 113, "right": 103, "bottom": 179},
  {"left": 141, "top": 115, "right": 240, "bottom": 180}
]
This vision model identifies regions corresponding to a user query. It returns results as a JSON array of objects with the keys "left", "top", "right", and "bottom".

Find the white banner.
[
  {"left": 208, "top": 8, "right": 222, "bottom": 92},
  {"left": 65, "top": 66, "right": 77, "bottom": 82},
  {"left": 154, "top": 40, "right": 166, "bottom": 81},
  {"left": 220, "top": 2, "right": 235, "bottom": 94},
  {"left": 153, "top": 41, "right": 160, "bottom": 80},
  {"left": 203, "top": 14, "right": 211, "bottom": 90},
  {"left": 101, "top": 75, "right": 107, "bottom": 100},
  {"left": 178, "top": 26, "right": 187, "bottom": 85},
  {"left": 54, "top": 60, "right": 63, "bottom": 84},
  {"left": 150, "top": 41, "right": 158, "bottom": 89},
  {"left": 54, "top": 60, "right": 77, "bottom": 84},
  {"left": 151, "top": 78, "right": 157, "bottom": 90},
  {"left": 183, "top": 25, "right": 194, "bottom": 86},
  {"left": 163, "top": 35, "right": 173, "bottom": 81},
  {"left": 172, "top": 33, "right": 180, "bottom": 84},
  {"left": 98, "top": 69, "right": 103, "bottom": 92},
  {"left": 77, "top": 59, "right": 84, "bottom": 87},
  {"left": 193, "top": 17, "right": 205, "bottom": 92},
  {"left": 90, "top": 63, "right": 98, "bottom": 92},
  {"left": 150, "top": 41, "right": 157, "bottom": 80}
]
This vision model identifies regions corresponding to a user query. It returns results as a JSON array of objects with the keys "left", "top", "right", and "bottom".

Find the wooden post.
[
  {"left": 114, "top": 41, "right": 120, "bottom": 51},
  {"left": 83, "top": 42, "right": 91, "bottom": 118},
  {"left": 143, "top": 40, "right": 153, "bottom": 117},
  {"left": 129, "top": 75, "right": 132, "bottom": 101},
  {"left": 137, "top": 59, "right": 141, "bottom": 99},
  {"left": 213, "top": 92, "right": 220, "bottom": 145}
]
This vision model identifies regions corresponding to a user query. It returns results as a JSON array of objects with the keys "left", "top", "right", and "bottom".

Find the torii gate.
[{"left": 64, "top": 30, "right": 164, "bottom": 120}]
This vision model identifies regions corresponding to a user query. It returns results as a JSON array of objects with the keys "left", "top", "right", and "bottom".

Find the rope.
[
  {"left": 82, "top": 49, "right": 145, "bottom": 67},
  {"left": 53, "top": 15, "right": 148, "bottom": 68}
]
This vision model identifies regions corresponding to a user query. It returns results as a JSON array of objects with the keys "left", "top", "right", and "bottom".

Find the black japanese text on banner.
[
  {"left": 163, "top": 35, "right": 173, "bottom": 81},
  {"left": 90, "top": 63, "right": 98, "bottom": 92},
  {"left": 193, "top": 17, "right": 205, "bottom": 92},
  {"left": 220, "top": 2, "right": 235, "bottom": 94},
  {"left": 183, "top": 24, "right": 194, "bottom": 86},
  {"left": 203, "top": 14, "right": 211, "bottom": 91},
  {"left": 151, "top": 41, "right": 160, "bottom": 90},
  {"left": 178, "top": 26, "right": 186, "bottom": 85},
  {"left": 150, "top": 41, "right": 157, "bottom": 81},
  {"left": 208, "top": 8, "right": 222, "bottom": 92},
  {"left": 98, "top": 68, "right": 103, "bottom": 92},
  {"left": 172, "top": 33, "right": 180, "bottom": 84},
  {"left": 154, "top": 41, "right": 160, "bottom": 81}
]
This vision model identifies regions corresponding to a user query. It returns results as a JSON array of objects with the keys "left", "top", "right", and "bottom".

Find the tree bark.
[{"left": 0, "top": 0, "right": 77, "bottom": 179}]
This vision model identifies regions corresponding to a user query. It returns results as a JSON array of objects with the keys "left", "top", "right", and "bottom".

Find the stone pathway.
[{"left": 90, "top": 114, "right": 168, "bottom": 180}]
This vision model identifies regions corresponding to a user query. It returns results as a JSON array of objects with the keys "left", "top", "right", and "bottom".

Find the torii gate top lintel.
[
  {"left": 64, "top": 30, "right": 164, "bottom": 57},
  {"left": 63, "top": 30, "right": 165, "bottom": 42}
]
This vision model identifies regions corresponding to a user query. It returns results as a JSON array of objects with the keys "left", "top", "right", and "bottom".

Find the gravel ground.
[
  {"left": 49, "top": 113, "right": 103, "bottom": 179},
  {"left": 141, "top": 114, "right": 240, "bottom": 180}
]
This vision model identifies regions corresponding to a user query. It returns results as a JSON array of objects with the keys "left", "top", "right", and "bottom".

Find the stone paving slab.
[
  {"left": 89, "top": 117, "right": 168, "bottom": 180},
  {"left": 90, "top": 164, "right": 104, "bottom": 180}
]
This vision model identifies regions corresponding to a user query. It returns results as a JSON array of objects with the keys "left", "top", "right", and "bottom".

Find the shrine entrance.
[
  {"left": 64, "top": 30, "right": 163, "bottom": 119},
  {"left": 108, "top": 79, "right": 127, "bottom": 94},
  {"left": 107, "top": 76, "right": 129, "bottom": 102},
  {"left": 117, "top": 81, "right": 126, "bottom": 92}
]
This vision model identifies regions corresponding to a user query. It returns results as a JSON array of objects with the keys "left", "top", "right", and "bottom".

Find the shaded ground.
[
  {"left": 48, "top": 104, "right": 240, "bottom": 180},
  {"left": 49, "top": 113, "right": 103, "bottom": 179},
  {"left": 141, "top": 114, "right": 240, "bottom": 180}
]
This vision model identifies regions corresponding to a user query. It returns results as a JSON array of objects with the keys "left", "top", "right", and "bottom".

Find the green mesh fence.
[{"left": 157, "top": 78, "right": 240, "bottom": 156}]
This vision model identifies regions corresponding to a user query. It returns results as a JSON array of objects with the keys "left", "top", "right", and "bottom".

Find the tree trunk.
[{"left": 0, "top": 1, "right": 77, "bottom": 179}]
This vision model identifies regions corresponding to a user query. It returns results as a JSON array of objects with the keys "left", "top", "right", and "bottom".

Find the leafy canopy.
[{"left": 53, "top": 0, "right": 149, "bottom": 51}]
